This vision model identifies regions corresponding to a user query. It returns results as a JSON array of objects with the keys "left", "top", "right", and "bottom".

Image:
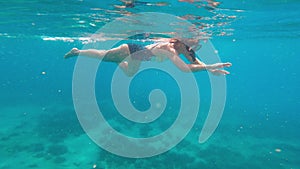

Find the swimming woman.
[{"left": 64, "top": 38, "right": 232, "bottom": 76}]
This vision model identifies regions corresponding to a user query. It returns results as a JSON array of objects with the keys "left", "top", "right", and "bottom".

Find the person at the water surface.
[
  {"left": 64, "top": 38, "right": 232, "bottom": 77},
  {"left": 114, "top": 0, "right": 168, "bottom": 8}
]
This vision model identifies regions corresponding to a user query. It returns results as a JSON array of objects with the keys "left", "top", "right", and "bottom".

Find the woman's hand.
[
  {"left": 206, "top": 62, "right": 232, "bottom": 75},
  {"left": 208, "top": 69, "right": 230, "bottom": 76},
  {"left": 206, "top": 62, "right": 232, "bottom": 69}
]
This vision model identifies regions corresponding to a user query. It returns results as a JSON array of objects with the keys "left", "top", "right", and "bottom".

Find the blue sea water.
[{"left": 1, "top": 0, "right": 300, "bottom": 169}]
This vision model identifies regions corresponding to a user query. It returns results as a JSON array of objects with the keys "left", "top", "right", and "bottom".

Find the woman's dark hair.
[
  {"left": 185, "top": 45, "right": 196, "bottom": 62},
  {"left": 170, "top": 38, "right": 196, "bottom": 62}
]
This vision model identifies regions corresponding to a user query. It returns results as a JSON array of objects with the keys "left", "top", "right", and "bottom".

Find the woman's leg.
[
  {"left": 64, "top": 48, "right": 104, "bottom": 59},
  {"left": 64, "top": 44, "right": 142, "bottom": 76},
  {"left": 118, "top": 57, "right": 141, "bottom": 77},
  {"left": 64, "top": 44, "right": 130, "bottom": 62}
]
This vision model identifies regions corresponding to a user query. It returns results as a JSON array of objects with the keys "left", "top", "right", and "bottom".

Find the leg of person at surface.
[
  {"left": 117, "top": 55, "right": 141, "bottom": 77},
  {"left": 64, "top": 44, "right": 129, "bottom": 62},
  {"left": 64, "top": 44, "right": 141, "bottom": 76},
  {"left": 64, "top": 48, "right": 104, "bottom": 59}
]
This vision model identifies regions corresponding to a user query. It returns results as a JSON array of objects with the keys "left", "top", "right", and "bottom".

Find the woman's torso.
[{"left": 145, "top": 41, "right": 177, "bottom": 62}]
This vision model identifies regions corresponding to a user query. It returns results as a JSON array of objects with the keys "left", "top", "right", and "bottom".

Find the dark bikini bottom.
[{"left": 127, "top": 43, "right": 153, "bottom": 61}]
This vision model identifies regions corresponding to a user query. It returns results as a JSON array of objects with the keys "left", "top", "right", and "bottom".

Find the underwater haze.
[{"left": 1, "top": 0, "right": 300, "bottom": 169}]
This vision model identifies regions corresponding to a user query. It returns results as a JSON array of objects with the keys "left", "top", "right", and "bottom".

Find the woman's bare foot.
[{"left": 64, "top": 48, "right": 79, "bottom": 59}]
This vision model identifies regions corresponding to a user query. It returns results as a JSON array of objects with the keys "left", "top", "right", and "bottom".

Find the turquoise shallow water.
[{"left": 1, "top": 0, "right": 300, "bottom": 169}]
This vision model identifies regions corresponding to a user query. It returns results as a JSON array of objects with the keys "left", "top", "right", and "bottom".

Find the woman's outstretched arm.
[{"left": 169, "top": 54, "right": 232, "bottom": 75}]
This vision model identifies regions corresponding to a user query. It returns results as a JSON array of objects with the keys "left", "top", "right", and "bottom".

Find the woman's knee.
[{"left": 119, "top": 44, "right": 129, "bottom": 52}]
